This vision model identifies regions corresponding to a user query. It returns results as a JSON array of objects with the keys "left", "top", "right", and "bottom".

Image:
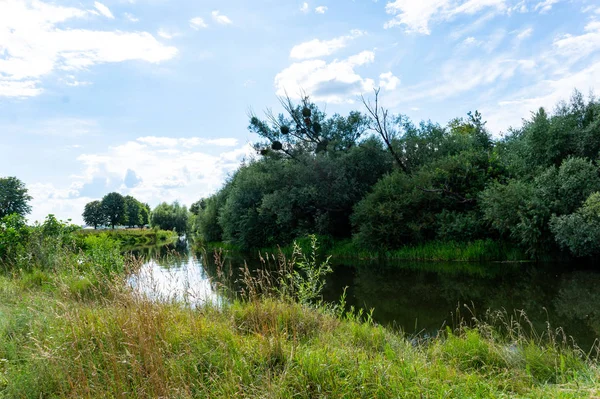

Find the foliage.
[
  {"left": 83, "top": 234, "right": 124, "bottom": 274},
  {"left": 0, "top": 214, "right": 29, "bottom": 268},
  {"left": 0, "top": 176, "right": 32, "bottom": 219},
  {"left": 481, "top": 156, "right": 600, "bottom": 256},
  {"left": 190, "top": 90, "right": 600, "bottom": 259},
  {"left": 551, "top": 192, "right": 600, "bottom": 257},
  {"left": 101, "top": 192, "right": 126, "bottom": 229},
  {"left": 84, "top": 194, "right": 149, "bottom": 229},
  {"left": 150, "top": 201, "right": 190, "bottom": 235},
  {"left": 82, "top": 200, "right": 106, "bottom": 229},
  {"left": 280, "top": 235, "right": 332, "bottom": 307},
  {"left": 249, "top": 94, "right": 369, "bottom": 158},
  {"left": 77, "top": 228, "right": 178, "bottom": 247}
]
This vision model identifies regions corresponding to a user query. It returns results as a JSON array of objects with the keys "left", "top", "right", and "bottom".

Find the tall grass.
[
  {"left": 0, "top": 234, "right": 598, "bottom": 397},
  {"left": 329, "top": 238, "right": 527, "bottom": 262},
  {"left": 202, "top": 237, "right": 528, "bottom": 263}
]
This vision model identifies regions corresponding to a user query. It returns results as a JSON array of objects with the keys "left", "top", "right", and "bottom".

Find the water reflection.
[
  {"left": 129, "top": 242, "right": 600, "bottom": 350},
  {"left": 128, "top": 240, "right": 221, "bottom": 307}
]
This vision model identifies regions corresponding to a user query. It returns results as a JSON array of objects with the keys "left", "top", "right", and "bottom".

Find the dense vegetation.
[
  {"left": 83, "top": 193, "right": 190, "bottom": 235},
  {"left": 83, "top": 193, "right": 151, "bottom": 229},
  {"left": 150, "top": 201, "right": 190, "bottom": 234},
  {"left": 191, "top": 91, "right": 600, "bottom": 260},
  {"left": 76, "top": 228, "right": 178, "bottom": 248}
]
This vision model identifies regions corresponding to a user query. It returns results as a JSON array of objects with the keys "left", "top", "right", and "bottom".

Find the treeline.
[
  {"left": 83, "top": 194, "right": 190, "bottom": 235},
  {"left": 191, "top": 90, "right": 600, "bottom": 259},
  {"left": 83, "top": 193, "right": 150, "bottom": 229}
]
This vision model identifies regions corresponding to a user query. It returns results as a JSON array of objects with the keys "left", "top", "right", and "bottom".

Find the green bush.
[{"left": 84, "top": 234, "right": 124, "bottom": 275}]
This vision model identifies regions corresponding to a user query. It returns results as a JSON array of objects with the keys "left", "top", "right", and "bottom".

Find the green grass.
[
  {"left": 77, "top": 228, "right": 178, "bottom": 248},
  {"left": 0, "top": 262, "right": 598, "bottom": 397},
  {"left": 202, "top": 237, "right": 528, "bottom": 263},
  {"left": 329, "top": 239, "right": 528, "bottom": 262},
  {"left": 1, "top": 233, "right": 595, "bottom": 397}
]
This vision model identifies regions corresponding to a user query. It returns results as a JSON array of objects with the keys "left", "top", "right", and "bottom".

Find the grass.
[
  {"left": 329, "top": 239, "right": 528, "bottom": 262},
  {"left": 77, "top": 228, "right": 178, "bottom": 248},
  {"left": 0, "top": 236, "right": 597, "bottom": 397},
  {"left": 200, "top": 237, "right": 528, "bottom": 263},
  {"left": 0, "top": 271, "right": 598, "bottom": 398}
]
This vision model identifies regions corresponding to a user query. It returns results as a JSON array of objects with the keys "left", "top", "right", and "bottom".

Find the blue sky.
[{"left": 0, "top": 0, "right": 598, "bottom": 225}]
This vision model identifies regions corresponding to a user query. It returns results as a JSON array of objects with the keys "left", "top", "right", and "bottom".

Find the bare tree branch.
[{"left": 361, "top": 88, "right": 408, "bottom": 173}]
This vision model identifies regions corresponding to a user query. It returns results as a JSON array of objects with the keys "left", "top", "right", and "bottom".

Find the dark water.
[{"left": 129, "top": 241, "right": 600, "bottom": 350}]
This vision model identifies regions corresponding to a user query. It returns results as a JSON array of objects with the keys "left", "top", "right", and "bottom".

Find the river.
[{"left": 129, "top": 240, "right": 600, "bottom": 350}]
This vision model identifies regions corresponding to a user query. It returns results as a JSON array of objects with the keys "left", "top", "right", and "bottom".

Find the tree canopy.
[
  {"left": 101, "top": 193, "right": 125, "bottom": 229},
  {"left": 191, "top": 90, "right": 600, "bottom": 259},
  {"left": 150, "top": 202, "right": 189, "bottom": 235},
  {"left": 0, "top": 177, "right": 32, "bottom": 219}
]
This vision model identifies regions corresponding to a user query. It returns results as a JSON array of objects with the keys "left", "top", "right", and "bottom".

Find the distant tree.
[
  {"left": 82, "top": 200, "right": 106, "bottom": 229},
  {"left": 101, "top": 192, "right": 125, "bottom": 229},
  {"left": 0, "top": 177, "right": 32, "bottom": 219},
  {"left": 150, "top": 201, "right": 189, "bottom": 234},
  {"left": 139, "top": 203, "right": 150, "bottom": 228},
  {"left": 123, "top": 195, "right": 142, "bottom": 228}
]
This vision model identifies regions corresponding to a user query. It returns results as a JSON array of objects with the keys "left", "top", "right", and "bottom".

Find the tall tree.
[
  {"left": 82, "top": 200, "right": 106, "bottom": 229},
  {"left": 123, "top": 196, "right": 141, "bottom": 228},
  {"left": 139, "top": 203, "right": 150, "bottom": 228},
  {"left": 150, "top": 201, "right": 189, "bottom": 234},
  {"left": 101, "top": 192, "right": 125, "bottom": 229},
  {"left": 0, "top": 177, "right": 32, "bottom": 219}
]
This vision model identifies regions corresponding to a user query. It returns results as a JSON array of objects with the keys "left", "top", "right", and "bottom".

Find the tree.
[
  {"left": 150, "top": 202, "right": 189, "bottom": 234},
  {"left": 82, "top": 201, "right": 106, "bottom": 229},
  {"left": 249, "top": 94, "right": 369, "bottom": 158},
  {"left": 139, "top": 203, "right": 150, "bottom": 228},
  {"left": 361, "top": 88, "right": 408, "bottom": 172},
  {"left": 101, "top": 192, "right": 125, "bottom": 229},
  {"left": 0, "top": 177, "right": 32, "bottom": 219},
  {"left": 123, "top": 196, "right": 142, "bottom": 228},
  {"left": 551, "top": 192, "right": 600, "bottom": 257}
]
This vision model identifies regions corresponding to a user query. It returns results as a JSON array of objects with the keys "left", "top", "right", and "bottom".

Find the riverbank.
[
  {"left": 199, "top": 237, "right": 529, "bottom": 262},
  {"left": 77, "top": 228, "right": 178, "bottom": 248},
  {"left": 1, "top": 267, "right": 599, "bottom": 397},
  {"left": 1, "top": 229, "right": 598, "bottom": 397}
]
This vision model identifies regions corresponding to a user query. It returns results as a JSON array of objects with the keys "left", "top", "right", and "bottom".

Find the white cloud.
[
  {"left": 94, "top": 1, "right": 114, "bottom": 19},
  {"left": 462, "top": 36, "right": 481, "bottom": 46},
  {"left": 275, "top": 51, "right": 376, "bottom": 103},
  {"left": 485, "top": 60, "right": 600, "bottom": 133},
  {"left": 211, "top": 10, "right": 232, "bottom": 25},
  {"left": 290, "top": 30, "right": 365, "bottom": 60},
  {"left": 300, "top": 2, "right": 310, "bottom": 13},
  {"left": 516, "top": 27, "right": 533, "bottom": 40},
  {"left": 26, "top": 134, "right": 253, "bottom": 225},
  {"left": 124, "top": 12, "right": 139, "bottom": 22},
  {"left": 0, "top": 0, "right": 177, "bottom": 98},
  {"left": 534, "top": 0, "right": 558, "bottom": 13},
  {"left": 136, "top": 136, "right": 238, "bottom": 147},
  {"left": 157, "top": 28, "right": 178, "bottom": 39},
  {"left": 552, "top": 20, "right": 600, "bottom": 62},
  {"left": 315, "top": 6, "right": 328, "bottom": 14},
  {"left": 384, "top": 0, "right": 507, "bottom": 34},
  {"left": 379, "top": 72, "right": 401, "bottom": 90},
  {"left": 189, "top": 17, "right": 208, "bottom": 30}
]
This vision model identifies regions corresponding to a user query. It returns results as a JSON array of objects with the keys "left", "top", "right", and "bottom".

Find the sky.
[{"left": 0, "top": 0, "right": 598, "bottom": 225}]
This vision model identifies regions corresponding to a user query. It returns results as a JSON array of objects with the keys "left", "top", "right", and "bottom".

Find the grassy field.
[{"left": 0, "top": 236, "right": 599, "bottom": 397}]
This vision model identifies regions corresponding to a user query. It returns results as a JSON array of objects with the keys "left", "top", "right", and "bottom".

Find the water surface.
[{"left": 129, "top": 241, "right": 600, "bottom": 349}]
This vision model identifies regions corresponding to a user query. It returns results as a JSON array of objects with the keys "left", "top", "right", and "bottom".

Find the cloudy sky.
[{"left": 0, "top": 0, "right": 597, "bottom": 225}]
